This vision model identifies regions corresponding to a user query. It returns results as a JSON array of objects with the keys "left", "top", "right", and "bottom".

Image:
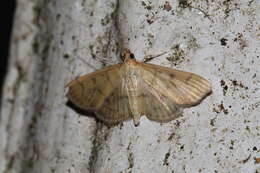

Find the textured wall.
[{"left": 0, "top": 0, "right": 259, "bottom": 173}]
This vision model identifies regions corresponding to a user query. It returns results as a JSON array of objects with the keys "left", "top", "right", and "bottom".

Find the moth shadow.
[
  {"left": 66, "top": 101, "right": 117, "bottom": 127},
  {"left": 66, "top": 100, "right": 96, "bottom": 118}
]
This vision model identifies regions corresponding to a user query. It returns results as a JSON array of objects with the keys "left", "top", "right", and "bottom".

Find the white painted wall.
[{"left": 0, "top": 0, "right": 259, "bottom": 173}]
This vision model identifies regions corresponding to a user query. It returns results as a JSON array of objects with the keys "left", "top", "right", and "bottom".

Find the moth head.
[{"left": 122, "top": 49, "right": 135, "bottom": 62}]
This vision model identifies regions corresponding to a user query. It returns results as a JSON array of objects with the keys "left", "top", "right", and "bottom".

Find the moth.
[{"left": 66, "top": 49, "right": 212, "bottom": 126}]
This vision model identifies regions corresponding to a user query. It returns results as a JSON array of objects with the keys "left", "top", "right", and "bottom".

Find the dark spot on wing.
[
  {"left": 91, "top": 78, "right": 97, "bottom": 84},
  {"left": 96, "top": 88, "right": 105, "bottom": 96},
  {"left": 169, "top": 73, "right": 175, "bottom": 78},
  {"left": 185, "top": 74, "right": 193, "bottom": 83},
  {"left": 137, "top": 93, "right": 148, "bottom": 98}
]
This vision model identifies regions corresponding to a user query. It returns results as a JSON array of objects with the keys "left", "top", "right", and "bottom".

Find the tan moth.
[{"left": 66, "top": 49, "right": 212, "bottom": 126}]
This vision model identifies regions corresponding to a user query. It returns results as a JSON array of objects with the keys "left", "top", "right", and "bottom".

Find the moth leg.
[{"left": 132, "top": 114, "right": 140, "bottom": 126}]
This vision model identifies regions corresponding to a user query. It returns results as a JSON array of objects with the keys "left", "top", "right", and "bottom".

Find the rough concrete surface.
[{"left": 0, "top": 0, "right": 259, "bottom": 173}]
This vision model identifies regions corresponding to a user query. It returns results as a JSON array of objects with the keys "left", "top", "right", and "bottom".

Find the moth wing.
[
  {"left": 137, "top": 82, "right": 183, "bottom": 122},
  {"left": 95, "top": 83, "right": 132, "bottom": 125},
  {"left": 139, "top": 63, "right": 212, "bottom": 106},
  {"left": 66, "top": 64, "right": 122, "bottom": 110}
]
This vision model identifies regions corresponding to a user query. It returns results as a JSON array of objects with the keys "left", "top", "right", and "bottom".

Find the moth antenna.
[{"left": 143, "top": 51, "right": 168, "bottom": 63}]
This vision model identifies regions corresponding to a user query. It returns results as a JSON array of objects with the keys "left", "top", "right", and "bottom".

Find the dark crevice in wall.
[{"left": 0, "top": 0, "right": 16, "bottom": 105}]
